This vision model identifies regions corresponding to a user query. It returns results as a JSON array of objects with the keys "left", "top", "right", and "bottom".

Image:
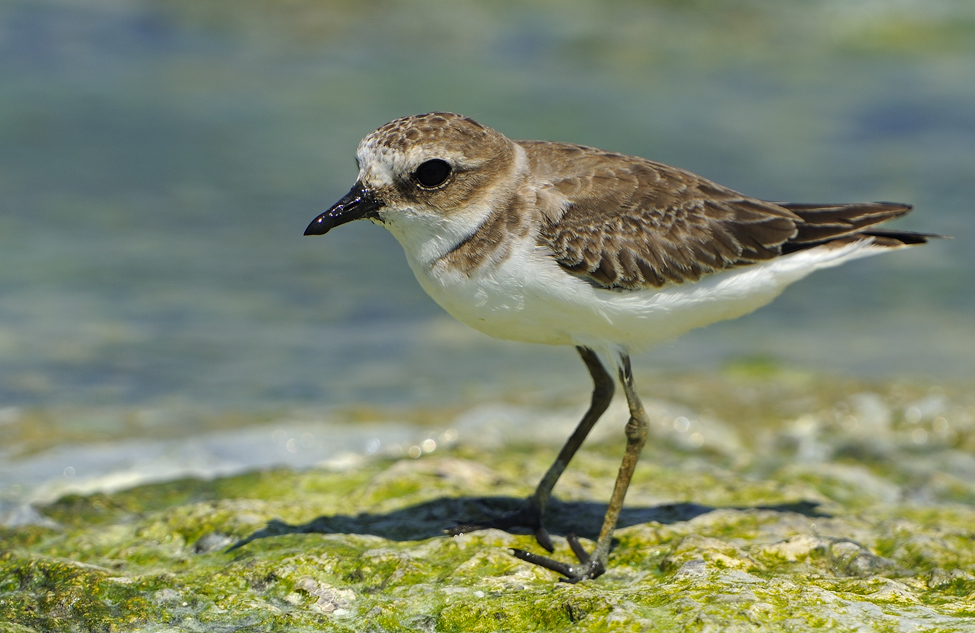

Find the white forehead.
[
  {"left": 354, "top": 129, "right": 473, "bottom": 187},
  {"left": 354, "top": 136, "right": 415, "bottom": 187}
]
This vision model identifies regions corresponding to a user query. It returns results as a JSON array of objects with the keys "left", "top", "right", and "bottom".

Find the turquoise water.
[{"left": 1, "top": 0, "right": 973, "bottom": 508}]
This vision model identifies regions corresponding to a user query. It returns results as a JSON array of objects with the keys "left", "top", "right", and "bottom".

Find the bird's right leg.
[{"left": 448, "top": 346, "right": 615, "bottom": 551}]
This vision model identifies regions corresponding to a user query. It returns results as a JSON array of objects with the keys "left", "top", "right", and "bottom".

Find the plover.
[{"left": 304, "top": 112, "right": 934, "bottom": 582}]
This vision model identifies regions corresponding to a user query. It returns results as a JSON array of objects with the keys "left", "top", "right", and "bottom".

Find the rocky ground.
[{"left": 3, "top": 370, "right": 975, "bottom": 632}]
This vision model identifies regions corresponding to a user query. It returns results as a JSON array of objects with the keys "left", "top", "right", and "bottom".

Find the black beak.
[{"left": 304, "top": 181, "right": 383, "bottom": 236}]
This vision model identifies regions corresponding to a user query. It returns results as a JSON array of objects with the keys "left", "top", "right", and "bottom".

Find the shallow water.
[{"left": 1, "top": 0, "right": 973, "bottom": 512}]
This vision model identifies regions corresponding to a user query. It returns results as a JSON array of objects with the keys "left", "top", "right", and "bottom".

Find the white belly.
[{"left": 404, "top": 234, "right": 888, "bottom": 353}]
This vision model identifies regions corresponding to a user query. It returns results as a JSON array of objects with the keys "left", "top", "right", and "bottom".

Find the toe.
[
  {"left": 534, "top": 525, "right": 554, "bottom": 553},
  {"left": 510, "top": 546, "right": 605, "bottom": 582}
]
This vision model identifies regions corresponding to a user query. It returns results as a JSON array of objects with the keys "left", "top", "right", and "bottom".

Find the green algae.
[{"left": 3, "top": 375, "right": 975, "bottom": 631}]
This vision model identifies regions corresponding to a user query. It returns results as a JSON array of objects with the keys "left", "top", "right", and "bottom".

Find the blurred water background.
[{"left": 1, "top": 0, "right": 972, "bottom": 517}]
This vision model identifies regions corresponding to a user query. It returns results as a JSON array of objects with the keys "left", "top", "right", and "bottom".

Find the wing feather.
[{"left": 521, "top": 141, "right": 927, "bottom": 290}]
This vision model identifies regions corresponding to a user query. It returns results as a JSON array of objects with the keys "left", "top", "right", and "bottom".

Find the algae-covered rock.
[{"left": 2, "top": 375, "right": 975, "bottom": 631}]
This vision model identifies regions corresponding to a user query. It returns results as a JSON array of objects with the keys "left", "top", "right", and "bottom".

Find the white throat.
[{"left": 381, "top": 144, "right": 530, "bottom": 270}]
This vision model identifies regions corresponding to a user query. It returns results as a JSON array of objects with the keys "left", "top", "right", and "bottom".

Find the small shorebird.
[{"left": 304, "top": 112, "right": 933, "bottom": 582}]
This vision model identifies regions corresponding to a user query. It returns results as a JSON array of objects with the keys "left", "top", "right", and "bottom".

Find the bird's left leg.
[
  {"left": 511, "top": 353, "right": 649, "bottom": 582},
  {"left": 448, "top": 346, "right": 614, "bottom": 552}
]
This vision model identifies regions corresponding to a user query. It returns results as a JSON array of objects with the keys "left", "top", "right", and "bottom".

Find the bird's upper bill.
[{"left": 304, "top": 181, "right": 383, "bottom": 236}]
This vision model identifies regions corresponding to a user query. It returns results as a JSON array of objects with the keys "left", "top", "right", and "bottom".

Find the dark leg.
[
  {"left": 511, "top": 353, "right": 649, "bottom": 582},
  {"left": 449, "top": 346, "right": 614, "bottom": 551}
]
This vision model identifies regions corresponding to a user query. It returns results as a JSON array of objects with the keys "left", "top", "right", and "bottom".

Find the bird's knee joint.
[{"left": 624, "top": 415, "right": 648, "bottom": 444}]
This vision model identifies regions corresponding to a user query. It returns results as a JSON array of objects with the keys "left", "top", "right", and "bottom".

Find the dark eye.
[{"left": 413, "top": 159, "right": 451, "bottom": 188}]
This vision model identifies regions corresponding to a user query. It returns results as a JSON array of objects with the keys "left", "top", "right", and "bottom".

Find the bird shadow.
[{"left": 225, "top": 495, "right": 828, "bottom": 552}]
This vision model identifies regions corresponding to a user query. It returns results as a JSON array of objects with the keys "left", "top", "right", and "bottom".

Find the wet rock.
[{"left": 3, "top": 375, "right": 974, "bottom": 631}]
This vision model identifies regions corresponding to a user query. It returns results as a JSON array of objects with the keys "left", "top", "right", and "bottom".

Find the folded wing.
[{"left": 525, "top": 141, "right": 929, "bottom": 290}]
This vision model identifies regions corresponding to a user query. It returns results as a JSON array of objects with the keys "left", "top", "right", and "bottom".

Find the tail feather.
[{"left": 774, "top": 201, "right": 941, "bottom": 254}]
